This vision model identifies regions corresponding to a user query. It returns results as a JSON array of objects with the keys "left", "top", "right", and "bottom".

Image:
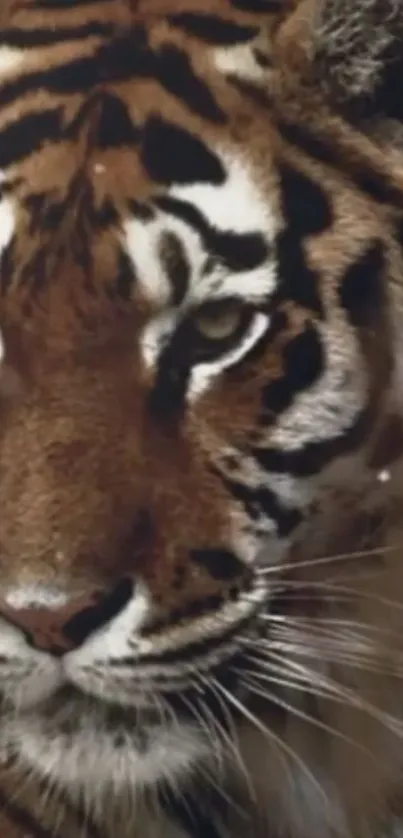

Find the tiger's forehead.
[
  {"left": 122, "top": 149, "right": 279, "bottom": 312},
  {"left": 0, "top": 143, "right": 280, "bottom": 310},
  {"left": 0, "top": 0, "right": 283, "bottom": 316}
]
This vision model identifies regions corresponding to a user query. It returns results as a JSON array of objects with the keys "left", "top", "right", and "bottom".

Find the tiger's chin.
[{"left": 1, "top": 689, "right": 207, "bottom": 801}]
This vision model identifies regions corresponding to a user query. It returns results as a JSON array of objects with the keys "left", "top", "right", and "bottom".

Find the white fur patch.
[
  {"left": 170, "top": 151, "right": 277, "bottom": 238},
  {"left": 123, "top": 213, "right": 195, "bottom": 308},
  {"left": 140, "top": 309, "right": 176, "bottom": 371},
  {"left": 189, "top": 259, "right": 277, "bottom": 308},
  {"left": 214, "top": 42, "right": 267, "bottom": 80},
  {"left": 123, "top": 215, "right": 171, "bottom": 305},
  {"left": 0, "top": 617, "right": 62, "bottom": 708},
  {"left": 4, "top": 583, "right": 70, "bottom": 610},
  {"left": 2, "top": 709, "right": 206, "bottom": 801},
  {"left": 0, "top": 195, "right": 15, "bottom": 254},
  {"left": 264, "top": 471, "right": 312, "bottom": 512},
  {"left": 0, "top": 46, "right": 25, "bottom": 77}
]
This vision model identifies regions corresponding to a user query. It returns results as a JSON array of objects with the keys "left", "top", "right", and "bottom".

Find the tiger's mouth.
[
  {"left": 17, "top": 684, "right": 164, "bottom": 738},
  {"left": 8, "top": 663, "right": 242, "bottom": 731},
  {"left": 0, "top": 570, "right": 269, "bottom": 795},
  {"left": 0, "top": 651, "right": 251, "bottom": 797},
  {"left": 1, "top": 681, "right": 210, "bottom": 794}
]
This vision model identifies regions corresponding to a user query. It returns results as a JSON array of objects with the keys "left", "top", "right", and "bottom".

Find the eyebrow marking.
[
  {"left": 155, "top": 195, "right": 269, "bottom": 272},
  {"left": 158, "top": 231, "right": 190, "bottom": 307}
]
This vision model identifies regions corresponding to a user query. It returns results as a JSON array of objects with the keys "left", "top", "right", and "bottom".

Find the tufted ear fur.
[{"left": 310, "top": 0, "right": 403, "bottom": 116}]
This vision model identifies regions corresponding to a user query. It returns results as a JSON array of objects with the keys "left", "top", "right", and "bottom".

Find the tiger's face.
[{"left": 0, "top": 0, "right": 399, "bottom": 811}]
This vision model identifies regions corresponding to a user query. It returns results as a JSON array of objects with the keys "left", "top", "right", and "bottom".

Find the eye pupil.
[{"left": 192, "top": 300, "right": 244, "bottom": 342}]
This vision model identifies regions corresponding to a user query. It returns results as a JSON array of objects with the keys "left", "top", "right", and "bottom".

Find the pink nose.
[{"left": 0, "top": 578, "right": 134, "bottom": 654}]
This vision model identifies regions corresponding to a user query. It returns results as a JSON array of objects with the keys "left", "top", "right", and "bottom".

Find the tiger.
[{"left": 1, "top": 0, "right": 403, "bottom": 835}]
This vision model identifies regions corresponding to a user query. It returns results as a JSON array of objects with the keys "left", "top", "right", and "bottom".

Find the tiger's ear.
[{"left": 310, "top": 0, "right": 403, "bottom": 115}]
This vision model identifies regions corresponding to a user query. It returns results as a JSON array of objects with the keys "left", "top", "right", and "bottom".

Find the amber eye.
[{"left": 191, "top": 299, "right": 247, "bottom": 343}]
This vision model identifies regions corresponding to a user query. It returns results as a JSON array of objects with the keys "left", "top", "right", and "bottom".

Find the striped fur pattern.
[{"left": 0, "top": 0, "right": 403, "bottom": 835}]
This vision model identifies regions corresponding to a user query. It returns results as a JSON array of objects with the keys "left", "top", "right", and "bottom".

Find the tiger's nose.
[{"left": 0, "top": 577, "right": 134, "bottom": 654}]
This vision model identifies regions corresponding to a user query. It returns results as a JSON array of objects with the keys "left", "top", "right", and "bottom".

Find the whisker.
[
  {"left": 257, "top": 545, "right": 396, "bottom": 577},
  {"left": 241, "top": 642, "right": 369, "bottom": 705},
  {"left": 255, "top": 622, "right": 402, "bottom": 664},
  {"left": 236, "top": 657, "right": 349, "bottom": 704},
  {"left": 268, "top": 623, "right": 387, "bottom": 650},
  {"left": 239, "top": 648, "right": 350, "bottom": 705},
  {"left": 242, "top": 644, "right": 403, "bottom": 738},
  {"left": 185, "top": 681, "right": 248, "bottom": 818},
  {"left": 195, "top": 672, "right": 257, "bottom": 805},
  {"left": 212, "top": 679, "right": 330, "bottom": 810},
  {"left": 324, "top": 568, "right": 390, "bottom": 584},
  {"left": 251, "top": 626, "right": 403, "bottom": 677},
  {"left": 179, "top": 689, "right": 225, "bottom": 780},
  {"left": 260, "top": 618, "right": 403, "bottom": 654},
  {"left": 260, "top": 615, "right": 398, "bottom": 636},
  {"left": 265, "top": 579, "right": 403, "bottom": 613},
  {"left": 237, "top": 670, "right": 377, "bottom": 762}
]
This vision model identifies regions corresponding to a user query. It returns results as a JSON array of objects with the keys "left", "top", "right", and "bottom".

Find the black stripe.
[
  {"left": 0, "top": 107, "right": 63, "bottom": 168},
  {"left": 228, "top": 75, "right": 274, "bottom": 109},
  {"left": 0, "top": 22, "right": 113, "bottom": 46},
  {"left": 25, "top": 193, "right": 64, "bottom": 233},
  {"left": 0, "top": 52, "right": 109, "bottom": 107},
  {"left": 253, "top": 47, "right": 272, "bottom": 68},
  {"left": 96, "top": 92, "right": 140, "bottom": 148},
  {"left": 168, "top": 13, "right": 258, "bottom": 44},
  {"left": 276, "top": 118, "right": 403, "bottom": 208},
  {"left": 36, "top": 0, "right": 112, "bottom": 6},
  {"left": 90, "top": 197, "right": 118, "bottom": 228},
  {"left": 128, "top": 200, "right": 155, "bottom": 222},
  {"left": 113, "top": 250, "right": 136, "bottom": 301},
  {"left": 339, "top": 240, "right": 386, "bottom": 327},
  {"left": 261, "top": 324, "right": 324, "bottom": 416},
  {"left": 148, "top": 368, "right": 189, "bottom": 420},
  {"left": 231, "top": 0, "right": 283, "bottom": 11},
  {"left": 0, "top": 34, "right": 225, "bottom": 125},
  {"left": 141, "top": 594, "right": 227, "bottom": 637},
  {"left": 253, "top": 407, "right": 370, "bottom": 477},
  {"left": 142, "top": 117, "right": 225, "bottom": 185},
  {"left": 153, "top": 44, "right": 226, "bottom": 124},
  {"left": 118, "top": 609, "right": 255, "bottom": 666},
  {"left": 158, "top": 231, "right": 190, "bottom": 306},
  {"left": 148, "top": 326, "right": 192, "bottom": 421},
  {"left": 214, "top": 470, "right": 302, "bottom": 537},
  {"left": 190, "top": 548, "right": 245, "bottom": 581},
  {"left": 162, "top": 792, "right": 224, "bottom": 838},
  {"left": 375, "top": 54, "right": 403, "bottom": 122},
  {"left": 275, "top": 224, "right": 324, "bottom": 315},
  {"left": 278, "top": 161, "right": 333, "bottom": 235},
  {"left": 156, "top": 195, "right": 269, "bottom": 272},
  {"left": 275, "top": 161, "right": 332, "bottom": 315},
  {"left": 21, "top": 246, "right": 49, "bottom": 292},
  {"left": 0, "top": 240, "right": 16, "bottom": 294}
]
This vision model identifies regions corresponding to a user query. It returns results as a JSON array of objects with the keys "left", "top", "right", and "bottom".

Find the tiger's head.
[{"left": 0, "top": 0, "right": 403, "bottom": 830}]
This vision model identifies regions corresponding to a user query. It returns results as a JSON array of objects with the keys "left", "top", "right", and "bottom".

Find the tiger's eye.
[{"left": 192, "top": 300, "right": 245, "bottom": 342}]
